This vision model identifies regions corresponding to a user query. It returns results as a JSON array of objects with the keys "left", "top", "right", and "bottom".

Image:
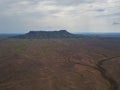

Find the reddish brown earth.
[{"left": 0, "top": 38, "right": 120, "bottom": 90}]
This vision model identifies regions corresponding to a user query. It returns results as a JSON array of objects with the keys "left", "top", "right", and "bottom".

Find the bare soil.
[{"left": 0, "top": 38, "right": 120, "bottom": 90}]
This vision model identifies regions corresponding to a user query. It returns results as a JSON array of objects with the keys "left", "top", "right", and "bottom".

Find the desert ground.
[{"left": 0, "top": 38, "right": 120, "bottom": 90}]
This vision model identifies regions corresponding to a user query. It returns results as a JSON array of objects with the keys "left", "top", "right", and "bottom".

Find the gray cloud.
[
  {"left": 97, "top": 12, "right": 120, "bottom": 18},
  {"left": 95, "top": 8, "right": 105, "bottom": 12},
  {"left": 0, "top": 0, "right": 120, "bottom": 33},
  {"left": 56, "top": 0, "right": 95, "bottom": 6},
  {"left": 113, "top": 22, "right": 120, "bottom": 25}
]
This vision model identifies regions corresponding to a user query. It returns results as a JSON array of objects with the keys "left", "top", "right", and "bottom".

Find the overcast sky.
[{"left": 0, "top": 0, "right": 120, "bottom": 33}]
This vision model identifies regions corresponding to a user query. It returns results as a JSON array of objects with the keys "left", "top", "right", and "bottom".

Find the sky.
[{"left": 0, "top": 0, "right": 120, "bottom": 33}]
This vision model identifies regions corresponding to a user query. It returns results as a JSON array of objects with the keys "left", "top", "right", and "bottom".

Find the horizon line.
[{"left": 1, "top": 31, "right": 120, "bottom": 34}]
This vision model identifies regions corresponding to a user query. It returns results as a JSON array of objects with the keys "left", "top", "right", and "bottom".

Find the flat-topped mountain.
[{"left": 13, "top": 30, "right": 78, "bottom": 39}]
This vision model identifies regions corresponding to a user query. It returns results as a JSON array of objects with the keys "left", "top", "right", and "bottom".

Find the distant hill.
[
  {"left": 0, "top": 34, "right": 22, "bottom": 38},
  {"left": 13, "top": 30, "right": 79, "bottom": 39}
]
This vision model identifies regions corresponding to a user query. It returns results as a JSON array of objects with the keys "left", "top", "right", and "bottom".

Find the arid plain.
[{"left": 0, "top": 38, "right": 120, "bottom": 90}]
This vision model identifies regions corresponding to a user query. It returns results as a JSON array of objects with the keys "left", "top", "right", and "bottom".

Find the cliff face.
[{"left": 13, "top": 30, "right": 77, "bottom": 39}]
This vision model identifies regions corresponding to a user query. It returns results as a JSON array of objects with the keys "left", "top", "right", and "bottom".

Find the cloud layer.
[{"left": 0, "top": 0, "right": 120, "bottom": 33}]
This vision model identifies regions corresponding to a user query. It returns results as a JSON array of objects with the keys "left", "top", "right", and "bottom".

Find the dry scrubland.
[{"left": 0, "top": 38, "right": 120, "bottom": 90}]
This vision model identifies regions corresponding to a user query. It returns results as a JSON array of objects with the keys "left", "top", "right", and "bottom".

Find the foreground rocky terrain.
[{"left": 0, "top": 38, "right": 120, "bottom": 90}]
